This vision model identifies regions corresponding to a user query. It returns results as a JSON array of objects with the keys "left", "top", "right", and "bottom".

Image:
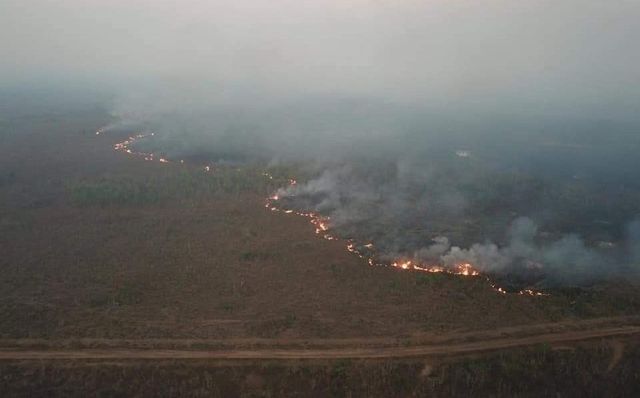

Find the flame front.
[
  {"left": 389, "top": 260, "right": 479, "bottom": 276},
  {"left": 102, "top": 128, "right": 547, "bottom": 298},
  {"left": 262, "top": 176, "right": 547, "bottom": 296}
]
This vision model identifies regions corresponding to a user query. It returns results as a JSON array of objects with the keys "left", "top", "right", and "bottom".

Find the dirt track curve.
[{"left": 1, "top": 319, "right": 638, "bottom": 361}]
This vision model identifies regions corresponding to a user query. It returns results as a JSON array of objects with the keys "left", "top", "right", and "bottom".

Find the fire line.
[{"left": 104, "top": 129, "right": 547, "bottom": 297}]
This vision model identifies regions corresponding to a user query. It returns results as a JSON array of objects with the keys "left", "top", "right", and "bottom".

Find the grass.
[
  {"left": 1, "top": 340, "right": 639, "bottom": 397},
  {"left": 68, "top": 167, "right": 284, "bottom": 206}
]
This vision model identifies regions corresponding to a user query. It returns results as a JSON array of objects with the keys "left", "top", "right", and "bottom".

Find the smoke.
[
  {"left": 414, "top": 237, "right": 451, "bottom": 261},
  {"left": 438, "top": 217, "right": 612, "bottom": 286},
  {"left": 5, "top": 0, "right": 640, "bottom": 124},
  {"left": 278, "top": 156, "right": 640, "bottom": 288},
  {"left": 4, "top": 1, "right": 640, "bottom": 113}
]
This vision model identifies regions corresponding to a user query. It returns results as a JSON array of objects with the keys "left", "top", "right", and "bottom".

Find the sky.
[{"left": 2, "top": 0, "right": 640, "bottom": 119}]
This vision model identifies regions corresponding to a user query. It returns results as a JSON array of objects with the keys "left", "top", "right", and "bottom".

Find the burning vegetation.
[
  {"left": 98, "top": 126, "right": 640, "bottom": 298},
  {"left": 105, "top": 129, "right": 550, "bottom": 296},
  {"left": 265, "top": 186, "right": 547, "bottom": 296}
]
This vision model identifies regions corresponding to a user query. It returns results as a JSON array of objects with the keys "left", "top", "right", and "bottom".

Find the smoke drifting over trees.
[{"left": 277, "top": 157, "right": 640, "bottom": 288}]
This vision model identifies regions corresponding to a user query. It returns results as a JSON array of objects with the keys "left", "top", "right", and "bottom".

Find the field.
[
  {"left": 1, "top": 109, "right": 640, "bottom": 396},
  {"left": 2, "top": 339, "right": 640, "bottom": 397}
]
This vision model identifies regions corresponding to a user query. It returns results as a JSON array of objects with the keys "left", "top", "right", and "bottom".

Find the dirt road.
[{"left": 0, "top": 320, "right": 638, "bottom": 361}]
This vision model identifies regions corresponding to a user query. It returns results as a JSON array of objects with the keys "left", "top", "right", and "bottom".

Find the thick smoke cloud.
[
  {"left": 438, "top": 217, "right": 617, "bottom": 286},
  {"left": 279, "top": 157, "right": 640, "bottom": 286}
]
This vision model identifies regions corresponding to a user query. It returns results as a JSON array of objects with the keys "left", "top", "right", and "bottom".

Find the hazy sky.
[{"left": 2, "top": 0, "right": 640, "bottom": 117}]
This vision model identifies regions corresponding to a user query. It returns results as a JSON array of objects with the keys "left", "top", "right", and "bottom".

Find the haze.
[{"left": 2, "top": 1, "right": 639, "bottom": 116}]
